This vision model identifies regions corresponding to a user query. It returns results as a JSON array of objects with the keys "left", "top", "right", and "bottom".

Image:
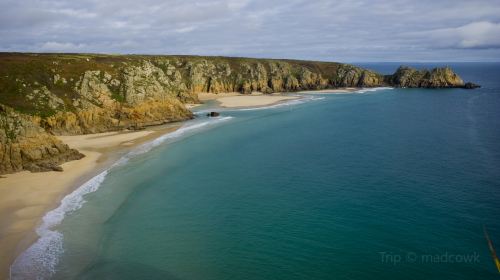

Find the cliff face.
[
  {"left": 0, "top": 54, "right": 389, "bottom": 135},
  {"left": 388, "top": 66, "right": 465, "bottom": 88},
  {"left": 0, "top": 104, "right": 83, "bottom": 174},
  {"left": 0, "top": 54, "right": 386, "bottom": 130},
  {"left": 0, "top": 53, "right": 477, "bottom": 174},
  {"left": 1, "top": 56, "right": 194, "bottom": 135}
]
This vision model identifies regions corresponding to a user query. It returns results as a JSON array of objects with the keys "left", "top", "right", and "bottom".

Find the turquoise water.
[{"left": 13, "top": 63, "right": 500, "bottom": 279}]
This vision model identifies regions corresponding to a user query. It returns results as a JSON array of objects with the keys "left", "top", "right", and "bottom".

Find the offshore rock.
[
  {"left": 388, "top": 66, "right": 467, "bottom": 88},
  {"left": 207, "top": 112, "right": 220, "bottom": 117},
  {"left": 0, "top": 53, "right": 479, "bottom": 174},
  {"left": 463, "top": 82, "right": 481, "bottom": 89}
]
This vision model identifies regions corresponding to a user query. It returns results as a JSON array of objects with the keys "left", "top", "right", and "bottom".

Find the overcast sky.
[{"left": 1, "top": 0, "right": 500, "bottom": 62}]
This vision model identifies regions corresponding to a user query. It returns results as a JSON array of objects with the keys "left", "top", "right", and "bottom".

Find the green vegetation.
[
  {"left": 0, "top": 53, "right": 471, "bottom": 120},
  {"left": 0, "top": 53, "right": 475, "bottom": 174},
  {"left": 0, "top": 53, "right": 347, "bottom": 117}
]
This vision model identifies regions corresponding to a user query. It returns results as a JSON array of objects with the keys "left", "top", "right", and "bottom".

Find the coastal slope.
[
  {"left": 0, "top": 104, "right": 83, "bottom": 174},
  {"left": 388, "top": 66, "right": 479, "bottom": 88},
  {"left": 0, "top": 53, "right": 477, "bottom": 174}
]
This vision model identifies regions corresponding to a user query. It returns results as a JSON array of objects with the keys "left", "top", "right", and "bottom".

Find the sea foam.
[
  {"left": 228, "top": 95, "right": 324, "bottom": 112},
  {"left": 10, "top": 170, "right": 108, "bottom": 280},
  {"left": 355, "top": 87, "right": 394, "bottom": 94},
  {"left": 9, "top": 116, "right": 233, "bottom": 280}
]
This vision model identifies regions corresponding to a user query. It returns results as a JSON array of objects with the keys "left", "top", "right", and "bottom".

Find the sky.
[{"left": 1, "top": 0, "right": 500, "bottom": 62}]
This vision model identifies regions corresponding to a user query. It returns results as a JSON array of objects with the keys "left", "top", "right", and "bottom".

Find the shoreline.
[
  {"left": 0, "top": 123, "right": 180, "bottom": 279},
  {"left": 197, "top": 91, "right": 301, "bottom": 109},
  {"left": 0, "top": 89, "right": 360, "bottom": 278},
  {"left": 197, "top": 87, "right": 365, "bottom": 108},
  {"left": 199, "top": 92, "right": 301, "bottom": 108},
  {"left": 295, "top": 87, "right": 360, "bottom": 94}
]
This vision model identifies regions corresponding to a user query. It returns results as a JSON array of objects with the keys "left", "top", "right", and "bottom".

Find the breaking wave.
[
  {"left": 355, "top": 87, "right": 394, "bottom": 94},
  {"left": 9, "top": 116, "right": 233, "bottom": 280},
  {"left": 227, "top": 96, "right": 324, "bottom": 112}
]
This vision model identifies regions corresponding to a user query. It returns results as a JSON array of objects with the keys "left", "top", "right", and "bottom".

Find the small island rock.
[
  {"left": 463, "top": 82, "right": 481, "bottom": 89},
  {"left": 207, "top": 112, "right": 220, "bottom": 117}
]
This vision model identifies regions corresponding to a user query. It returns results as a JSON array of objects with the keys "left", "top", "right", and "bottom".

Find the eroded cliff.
[
  {"left": 0, "top": 53, "right": 478, "bottom": 174},
  {"left": 388, "top": 66, "right": 466, "bottom": 88},
  {"left": 0, "top": 104, "right": 83, "bottom": 174}
]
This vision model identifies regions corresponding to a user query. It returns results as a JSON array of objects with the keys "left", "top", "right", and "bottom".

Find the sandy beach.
[
  {"left": 295, "top": 88, "right": 359, "bottom": 94},
  {"left": 197, "top": 88, "right": 366, "bottom": 108},
  {"left": 0, "top": 124, "right": 179, "bottom": 279},
  {"left": 0, "top": 91, "right": 327, "bottom": 278},
  {"left": 199, "top": 92, "right": 301, "bottom": 108},
  {"left": 0, "top": 89, "right": 355, "bottom": 278}
]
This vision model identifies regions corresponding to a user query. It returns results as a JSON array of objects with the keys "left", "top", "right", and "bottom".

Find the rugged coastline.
[
  {"left": 0, "top": 123, "right": 181, "bottom": 278},
  {"left": 0, "top": 53, "right": 479, "bottom": 175},
  {"left": 1, "top": 94, "right": 304, "bottom": 278},
  {"left": 0, "top": 53, "right": 480, "bottom": 278}
]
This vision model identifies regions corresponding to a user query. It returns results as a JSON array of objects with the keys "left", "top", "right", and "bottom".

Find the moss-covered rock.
[
  {"left": 0, "top": 104, "right": 84, "bottom": 174},
  {"left": 389, "top": 66, "right": 465, "bottom": 88},
  {"left": 0, "top": 53, "right": 478, "bottom": 174}
]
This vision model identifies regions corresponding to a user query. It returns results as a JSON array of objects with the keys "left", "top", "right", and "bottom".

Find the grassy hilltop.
[{"left": 0, "top": 53, "right": 471, "bottom": 174}]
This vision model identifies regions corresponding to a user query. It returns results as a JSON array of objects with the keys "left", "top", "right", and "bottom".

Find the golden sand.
[
  {"left": 198, "top": 92, "right": 300, "bottom": 108},
  {"left": 0, "top": 124, "right": 179, "bottom": 279}
]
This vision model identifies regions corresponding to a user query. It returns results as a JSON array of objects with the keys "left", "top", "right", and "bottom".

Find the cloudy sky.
[{"left": 1, "top": 0, "right": 500, "bottom": 62}]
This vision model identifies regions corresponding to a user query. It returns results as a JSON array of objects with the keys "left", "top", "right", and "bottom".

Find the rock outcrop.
[
  {"left": 38, "top": 98, "right": 192, "bottom": 135},
  {"left": 334, "top": 64, "right": 385, "bottom": 87},
  {"left": 463, "top": 82, "right": 481, "bottom": 89},
  {"left": 0, "top": 53, "right": 479, "bottom": 174},
  {"left": 388, "top": 66, "right": 466, "bottom": 88},
  {"left": 0, "top": 104, "right": 84, "bottom": 174},
  {"left": 207, "top": 112, "right": 220, "bottom": 117}
]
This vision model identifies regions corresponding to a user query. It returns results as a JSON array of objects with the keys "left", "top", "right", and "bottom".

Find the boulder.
[
  {"left": 463, "top": 82, "right": 481, "bottom": 89},
  {"left": 388, "top": 66, "right": 466, "bottom": 88},
  {"left": 207, "top": 112, "right": 220, "bottom": 117}
]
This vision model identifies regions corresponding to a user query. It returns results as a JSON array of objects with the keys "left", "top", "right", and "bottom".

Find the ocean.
[{"left": 11, "top": 63, "right": 500, "bottom": 279}]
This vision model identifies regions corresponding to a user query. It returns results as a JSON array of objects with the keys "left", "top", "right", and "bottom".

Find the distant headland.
[{"left": 0, "top": 53, "right": 479, "bottom": 175}]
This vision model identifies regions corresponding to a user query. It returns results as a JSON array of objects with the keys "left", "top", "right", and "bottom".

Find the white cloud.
[
  {"left": 406, "top": 21, "right": 500, "bottom": 49},
  {"left": 50, "top": 8, "right": 97, "bottom": 19},
  {"left": 39, "top": 42, "right": 87, "bottom": 51},
  {"left": 174, "top": 26, "right": 196, "bottom": 33},
  {"left": 456, "top": 22, "right": 500, "bottom": 48},
  {"left": 0, "top": 0, "right": 499, "bottom": 61}
]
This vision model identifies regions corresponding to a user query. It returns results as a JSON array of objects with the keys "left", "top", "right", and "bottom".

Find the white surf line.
[
  {"left": 10, "top": 170, "right": 108, "bottom": 280},
  {"left": 211, "top": 95, "right": 325, "bottom": 113},
  {"left": 355, "top": 87, "right": 394, "bottom": 94},
  {"left": 9, "top": 116, "right": 234, "bottom": 280}
]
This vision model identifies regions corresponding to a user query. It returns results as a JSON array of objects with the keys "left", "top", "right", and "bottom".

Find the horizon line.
[{"left": 1, "top": 51, "right": 499, "bottom": 63}]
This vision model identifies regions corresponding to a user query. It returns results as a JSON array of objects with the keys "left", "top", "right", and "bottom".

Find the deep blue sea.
[{"left": 12, "top": 63, "right": 500, "bottom": 279}]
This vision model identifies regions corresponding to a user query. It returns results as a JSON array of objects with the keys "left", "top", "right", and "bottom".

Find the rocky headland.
[
  {"left": 0, "top": 53, "right": 478, "bottom": 174},
  {"left": 0, "top": 104, "right": 84, "bottom": 174},
  {"left": 389, "top": 66, "right": 469, "bottom": 88}
]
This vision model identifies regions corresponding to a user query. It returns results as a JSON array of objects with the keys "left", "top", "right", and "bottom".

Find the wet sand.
[{"left": 0, "top": 124, "right": 180, "bottom": 279}]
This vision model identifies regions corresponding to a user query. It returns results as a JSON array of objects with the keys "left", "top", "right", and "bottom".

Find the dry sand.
[
  {"left": 198, "top": 92, "right": 300, "bottom": 108},
  {"left": 0, "top": 124, "right": 179, "bottom": 279},
  {"left": 295, "top": 87, "right": 359, "bottom": 94},
  {"left": 0, "top": 88, "right": 357, "bottom": 278},
  {"left": 197, "top": 88, "right": 364, "bottom": 109}
]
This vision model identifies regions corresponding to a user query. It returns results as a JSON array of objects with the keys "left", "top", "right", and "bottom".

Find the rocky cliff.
[
  {"left": 0, "top": 104, "right": 83, "bottom": 174},
  {"left": 0, "top": 54, "right": 392, "bottom": 136},
  {"left": 388, "top": 66, "right": 466, "bottom": 88},
  {"left": 0, "top": 53, "right": 478, "bottom": 174}
]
